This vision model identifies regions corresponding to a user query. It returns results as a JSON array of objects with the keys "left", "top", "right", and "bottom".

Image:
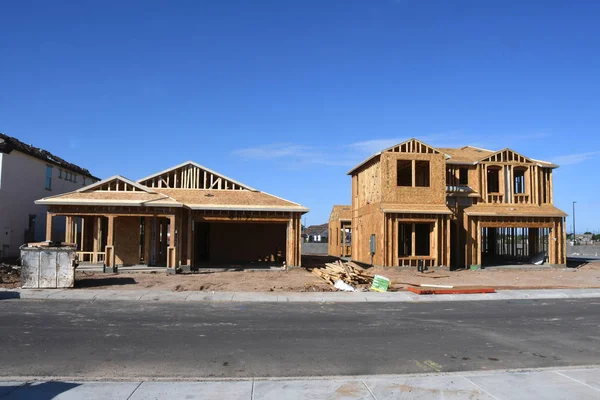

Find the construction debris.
[
  {"left": 408, "top": 286, "right": 496, "bottom": 295},
  {"left": 370, "top": 275, "right": 390, "bottom": 292},
  {"left": 311, "top": 261, "right": 374, "bottom": 289},
  {"left": 334, "top": 280, "right": 356, "bottom": 292}
]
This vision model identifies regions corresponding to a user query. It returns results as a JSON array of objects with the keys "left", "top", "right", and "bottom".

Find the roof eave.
[{"left": 188, "top": 204, "right": 309, "bottom": 213}]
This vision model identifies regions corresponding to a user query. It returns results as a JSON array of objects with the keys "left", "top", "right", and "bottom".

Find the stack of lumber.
[{"left": 311, "top": 260, "right": 374, "bottom": 287}]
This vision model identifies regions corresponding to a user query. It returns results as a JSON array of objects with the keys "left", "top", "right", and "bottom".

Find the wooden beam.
[
  {"left": 107, "top": 216, "right": 114, "bottom": 246},
  {"left": 93, "top": 216, "right": 101, "bottom": 263},
  {"left": 411, "top": 223, "right": 416, "bottom": 257},
  {"left": 476, "top": 219, "right": 482, "bottom": 266},
  {"left": 79, "top": 217, "right": 85, "bottom": 251},
  {"left": 144, "top": 217, "right": 152, "bottom": 265},
  {"left": 46, "top": 212, "right": 54, "bottom": 241},
  {"left": 187, "top": 212, "right": 193, "bottom": 266}
]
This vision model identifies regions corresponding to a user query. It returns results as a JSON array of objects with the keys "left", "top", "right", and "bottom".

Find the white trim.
[{"left": 136, "top": 161, "right": 257, "bottom": 191}]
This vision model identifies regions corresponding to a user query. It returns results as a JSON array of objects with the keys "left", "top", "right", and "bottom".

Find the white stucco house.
[{"left": 0, "top": 133, "right": 98, "bottom": 259}]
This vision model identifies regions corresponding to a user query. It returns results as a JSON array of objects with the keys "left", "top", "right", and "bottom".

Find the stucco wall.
[{"left": 0, "top": 151, "right": 95, "bottom": 258}]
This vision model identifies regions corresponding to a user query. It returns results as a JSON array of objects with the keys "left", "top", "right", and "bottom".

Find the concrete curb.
[{"left": 2, "top": 288, "right": 600, "bottom": 303}]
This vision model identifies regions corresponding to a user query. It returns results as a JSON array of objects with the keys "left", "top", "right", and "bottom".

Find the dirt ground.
[{"left": 3, "top": 255, "right": 600, "bottom": 292}]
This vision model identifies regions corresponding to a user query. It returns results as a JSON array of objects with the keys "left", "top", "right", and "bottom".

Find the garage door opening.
[
  {"left": 193, "top": 221, "right": 286, "bottom": 267},
  {"left": 481, "top": 227, "right": 549, "bottom": 267}
]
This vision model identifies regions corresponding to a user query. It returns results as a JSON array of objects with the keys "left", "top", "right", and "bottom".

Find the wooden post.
[
  {"left": 93, "top": 217, "right": 101, "bottom": 263},
  {"left": 65, "top": 216, "right": 72, "bottom": 243},
  {"left": 46, "top": 212, "right": 54, "bottom": 241},
  {"left": 445, "top": 216, "right": 451, "bottom": 267},
  {"left": 144, "top": 217, "right": 152, "bottom": 265},
  {"left": 107, "top": 216, "right": 114, "bottom": 246},
  {"left": 168, "top": 215, "right": 176, "bottom": 269},
  {"left": 104, "top": 215, "right": 115, "bottom": 267},
  {"left": 392, "top": 216, "right": 398, "bottom": 267},
  {"left": 79, "top": 217, "right": 85, "bottom": 251},
  {"left": 476, "top": 219, "right": 482, "bottom": 266},
  {"left": 411, "top": 223, "right": 416, "bottom": 257},
  {"left": 186, "top": 212, "right": 193, "bottom": 266},
  {"left": 286, "top": 216, "right": 294, "bottom": 267}
]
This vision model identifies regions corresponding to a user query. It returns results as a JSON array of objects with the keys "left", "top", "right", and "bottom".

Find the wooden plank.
[{"left": 46, "top": 212, "right": 54, "bottom": 241}]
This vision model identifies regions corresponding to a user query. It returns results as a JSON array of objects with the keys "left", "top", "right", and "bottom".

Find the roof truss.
[
  {"left": 479, "top": 148, "right": 533, "bottom": 164},
  {"left": 137, "top": 161, "right": 255, "bottom": 191},
  {"left": 78, "top": 176, "right": 155, "bottom": 193},
  {"left": 385, "top": 138, "right": 441, "bottom": 155}
]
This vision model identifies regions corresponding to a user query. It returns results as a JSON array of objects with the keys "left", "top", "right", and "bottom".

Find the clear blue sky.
[{"left": 1, "top": 0, "right": 599, "bottom": 232}]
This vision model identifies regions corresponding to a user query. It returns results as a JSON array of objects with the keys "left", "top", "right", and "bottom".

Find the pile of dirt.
[{"left": 0, "top": 263, "right": 20, "bottom": 288}]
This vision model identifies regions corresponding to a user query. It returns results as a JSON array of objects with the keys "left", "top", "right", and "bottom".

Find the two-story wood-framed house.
[
  {"left": 348, "top": 138, "right": 567, "bottom": 268},
  {"left": 36, "top": 161, "right": 308, "bottom": 271}
]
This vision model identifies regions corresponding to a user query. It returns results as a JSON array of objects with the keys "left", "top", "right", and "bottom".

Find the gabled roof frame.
[
  {"left": 136, "top": 161, "right": 257, "bottom": 191},
  {"left": 347, "top": 138, "right": 450, "bottom": 175},
  {"left": 76, "top": 175, "right": 157, "bottom": 193}
]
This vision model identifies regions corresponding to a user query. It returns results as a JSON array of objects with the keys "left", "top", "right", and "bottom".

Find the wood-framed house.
[
  {"left": 328, "top": 205, "right": 352, "bottom": 257},
  {"left": 347, "top": 138, "right": 567, "bottom": 268},
  {"left": 36, "top": 161, "right": 308, "bottom": 271}
]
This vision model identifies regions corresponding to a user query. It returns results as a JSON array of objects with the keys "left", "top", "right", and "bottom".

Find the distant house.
[
  {"left": 576, "top": 234, "right": 594, "bottom": 245},
  {"left": 0, "top": 133, "right": 98, "bottom": 259},
  {"left": 303, "top": 224, "right": 329, "bottom": 243}
]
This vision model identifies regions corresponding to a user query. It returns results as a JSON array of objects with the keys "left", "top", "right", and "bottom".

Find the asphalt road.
[{"left": 1, "top": 298, "right": 599, "bottom": 379}]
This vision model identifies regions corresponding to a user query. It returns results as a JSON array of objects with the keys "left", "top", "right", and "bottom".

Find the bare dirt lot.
[
  {"left": 3, "top": 256, "right": 600, "bottom": 292},
  {"left": 73, "top": 259, "right": 600, "bottom": 292}
]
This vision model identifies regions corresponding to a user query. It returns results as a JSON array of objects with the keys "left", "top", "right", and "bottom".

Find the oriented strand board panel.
[
  {"left": 114, "top": 216, "right": 140, "bottom": 266},
  {"left": 380, "top": 152, "right": 446, "bottom": 205},
  {"left": 355, "top": 157, "right": 382, "bottom": 208}
]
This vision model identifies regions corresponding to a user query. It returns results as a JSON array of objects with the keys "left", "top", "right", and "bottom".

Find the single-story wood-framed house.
[{"left": 36, "top": 161, "right": 308, "bottom": 271}]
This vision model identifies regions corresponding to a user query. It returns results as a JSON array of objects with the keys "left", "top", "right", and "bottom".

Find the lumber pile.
[{"left": 311, "top": 260, "right": 373, "bottom": 287}]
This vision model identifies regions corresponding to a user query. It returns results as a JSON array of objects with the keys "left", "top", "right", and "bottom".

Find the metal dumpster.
[{"left": 20, "top": 243, "right": 76, "bottom": 288}]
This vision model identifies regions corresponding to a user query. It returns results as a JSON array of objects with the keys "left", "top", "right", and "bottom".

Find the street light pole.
[{"left": 572, "top": 201, "right": 577, "bottom": 242}]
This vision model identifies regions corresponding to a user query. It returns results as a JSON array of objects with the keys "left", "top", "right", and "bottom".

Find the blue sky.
[{"left": 1, "top": 0, "right": 599, "bottom": 232}]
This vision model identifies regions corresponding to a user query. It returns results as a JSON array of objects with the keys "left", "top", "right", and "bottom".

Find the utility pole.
[{"left": 572, "top": 201, "right": 577, "bottom": 243}]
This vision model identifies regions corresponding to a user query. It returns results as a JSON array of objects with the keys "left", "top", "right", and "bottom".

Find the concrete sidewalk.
[
  {"left": 1, "top": 367, "right": 599, "bottom": 399},
  {"left": 2, "top": 287, "right": 600, "bottom": 303}
]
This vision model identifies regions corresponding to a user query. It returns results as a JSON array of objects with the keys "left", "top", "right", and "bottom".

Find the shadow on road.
[
  {"left": 1, "top": 382, "right": 80, "bottom": 399},
  {"left": 0, "top": 291, "right": 20, "bottom": 300},
  {"left": 75, "top": 277, "right": 137, "bottom": 288}
]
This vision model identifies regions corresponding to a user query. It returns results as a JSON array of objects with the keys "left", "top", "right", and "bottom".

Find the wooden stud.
[{"left": 46, "top": 212, "right": 54, "bottom": 241}]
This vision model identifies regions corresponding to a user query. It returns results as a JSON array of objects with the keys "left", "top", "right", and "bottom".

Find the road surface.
[{"left": 1, "top": 298, "right": 598, "bottom": 378}]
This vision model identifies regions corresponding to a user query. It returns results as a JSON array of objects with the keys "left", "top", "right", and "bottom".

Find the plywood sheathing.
[
  {"left": 328, "top": 205, "right": 352, "bottom": 257},
  {"left": 157, "top": 188, "right": 306, "bottom": 210},
  {"left": 380, "top": 152, "right": 446, "bottom": 205}
]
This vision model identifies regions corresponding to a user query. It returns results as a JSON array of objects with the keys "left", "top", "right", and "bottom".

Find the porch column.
[
  {"left": 144, "top": 217, "right": 152, "bottom": 265},
  {"left": 79, "top": 217, "right": 85, "bottom": 251},
  {"left": 286, "top": 214, "right": 301, "bottom": 267},
  {"left": 46, "top": 212, "right": 54, "bottom": 241},
  {"left": 105, "top": 215, "right": 115, "bottom": 267},
  {"left": 93, "top": 217, "right": 101, "bottom": 263},
  {"left": 187, "top": 212, "right": 193, "bottom": 266},
  {"left": 476, "top": 219, "right": 482, "bottom": 266},
  {"left": 167, "top": 215, "right": 176, "bottom": 269},
  {"left": 65, "top": 216, "right": 73, "bottom": 243}
]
